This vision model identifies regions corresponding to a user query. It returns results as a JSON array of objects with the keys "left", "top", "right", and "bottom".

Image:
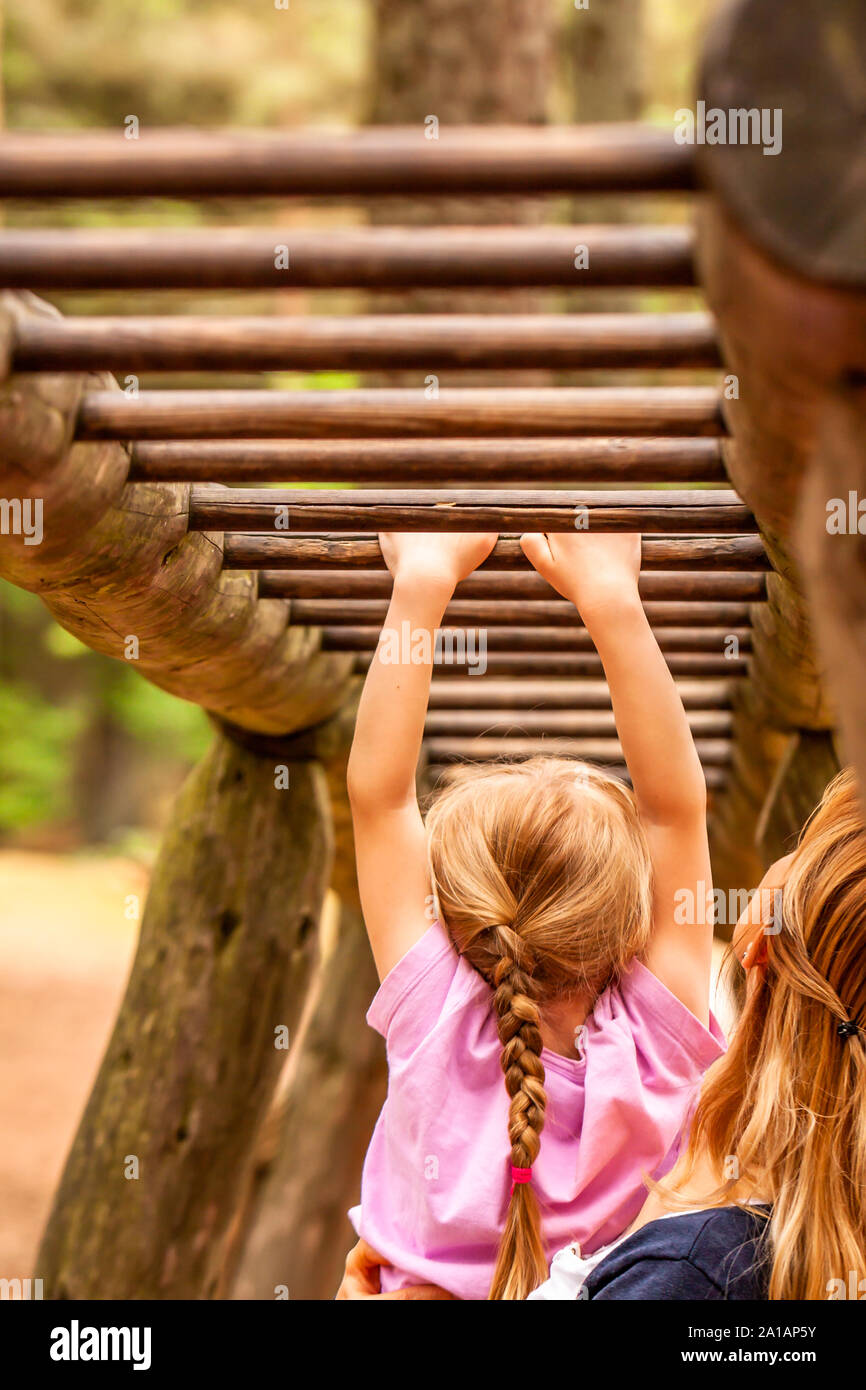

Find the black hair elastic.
[{"left": 837, "top": 1020, "right": 859, "bottom": 1038}]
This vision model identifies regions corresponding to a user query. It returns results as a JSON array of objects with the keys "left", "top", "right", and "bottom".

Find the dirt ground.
[{"left": 0, "top": 850, "right": 147, "bottom": 1280}]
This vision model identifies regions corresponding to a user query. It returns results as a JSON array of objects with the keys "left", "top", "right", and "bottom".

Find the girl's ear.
[{"left": 741, "top": 932, "right": 769, "bottom": 971}]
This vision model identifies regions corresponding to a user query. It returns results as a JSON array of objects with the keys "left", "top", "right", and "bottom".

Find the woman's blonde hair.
[
  {"left": 425, "top": 756, "right": 653, "bottom": 1300},
  {"left": 662, "top": 766, "right": 866, "bottom": 1299}
]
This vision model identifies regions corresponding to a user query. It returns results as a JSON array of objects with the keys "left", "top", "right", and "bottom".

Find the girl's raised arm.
[
  {"left": 520, "top": 532, "right": 714, "bottom": 1023},
  {"left": 347, "top": 532, "right": 497, "bottom": 980}
]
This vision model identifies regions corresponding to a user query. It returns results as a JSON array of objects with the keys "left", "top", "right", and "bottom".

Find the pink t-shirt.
[{"left": 349, "top": 921, "right": 725, "bottom": 1301}]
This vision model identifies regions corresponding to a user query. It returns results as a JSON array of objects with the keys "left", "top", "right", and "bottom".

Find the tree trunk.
[
  {"left": 35, "top": 727, "right": 333, "bottom": 1298},
  {"left": 228, "top": 895, "right": 385, "bottom": 1301},
  {"left": 567, "top": 0, "right": 644, "bottom": 124},
  {"left": 367, "top": 0, "right": 554, "bottom": 379}
]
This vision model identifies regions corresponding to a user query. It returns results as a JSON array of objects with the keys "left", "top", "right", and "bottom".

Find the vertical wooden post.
[{"left": 36, "top": 728, "right": 333, "bottom": 1298}]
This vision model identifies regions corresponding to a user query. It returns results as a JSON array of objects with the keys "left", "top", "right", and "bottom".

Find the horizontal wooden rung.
[
  {"left": 259, "top": 569, "right": 767, "bottom": 602},
  {"left": 129, "top": 437, "right": 728, "bottom": 484},
  {"left": 228, "top": 534, "right": 767, "bottom": 571},
  {"left": 15, "top": 313, "right": 720, "bottom": 373},
  {"left": 0, "top": 125, "right": 694, "bottom": 198},
  {"left": 321, "top": 625, "right": 750, "bottom": 654},
  {"left": 192, "top": 486, "right": 750, "bottom": 533},
  {"left": 424, "top": 761, "right": 729, "bottom": 790},
  {"left": 0, "top": 226, "right": 697, "bottom": 292},
  {"left": 291, "top": 599, "right": 752, "bottom": 628},
  {"left": 354, "top": 652, "right": 748, "bottom": 677},
  {"left": 426, "top": 677, "right": 733, "bottom": 709},
  {"left": 424, "top": 709, "right": 733, "bottom": 736},
  {"left": 78, "top": 386, "right": 724, "bottom": 441},
  {"left": 423, "top": 736, "right": 732, "bottom": 765}
]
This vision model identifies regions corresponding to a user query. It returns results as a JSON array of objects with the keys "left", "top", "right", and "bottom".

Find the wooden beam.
[
  {"left": 423, "top": 735, "right": 732, "bottom": 765},
  {"left": 190, "top": 486, "right": 749, "bottom": 534},
  {"left": 694, "top": 0, "right": 866, "bottom": 891},
  {"left": 321, "top": 625, "right": 750, "bottom": 654},
  {"left": 130, "top": 437, "right": 728, "bottom": 485},
  {"left": 425, "top": 708, "right": 733, "bottom": 736},
  {"left": 78, "top": 386, "right": 724, "bottom": 441},
  {"left": 426, "top": 677, "right": 733, "bottom": 709},
  {"left": 290, "top": 599, "right": 752, "bottom": 628},
  {"left": 0, "top": 225, "right": 697, "bottom": 291},
  {"left": 0, "top": 292, "right": 354, "bottom": 736},
  {"left": 0, "top": 124, "right": 695, "bottom": 198},
  {"left": 755, "top": 730, "right": 841, "bottom": 863},
  {"left": 353, "top": 652, "right": 748, "bottom": 677},
  {"left": 697, "top": 0, "right": 865, "bottom": 288},
  {"left": 259, "top": 569, "right": 767, "bottom": 601},
  {"left": 35, "top": 729, "right": 332, "bottom": 1298},
  {"left": 424, "top": 760, "right": 729, "bottom": 789},
  {"left": 226, "top": 533, "right": 767, "bottom": 571},
  {"left": 14, "top": 312, "right": 721, "bottom": 373}
]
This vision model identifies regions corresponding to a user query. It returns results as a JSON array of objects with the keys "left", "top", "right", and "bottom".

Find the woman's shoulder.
[{"left": 585, "top": 1205, "right": 771, "bottom": 1301}]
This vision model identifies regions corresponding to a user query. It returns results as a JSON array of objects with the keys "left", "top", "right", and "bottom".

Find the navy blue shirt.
[{"left": 584, "top": 1206, "right": 771, "bottom": 1300}]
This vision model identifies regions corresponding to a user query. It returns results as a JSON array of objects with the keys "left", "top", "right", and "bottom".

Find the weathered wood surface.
[
  {"left": 795, "top": 377, "right": 866, "bottom": 789},
  {"left": 0, "top": 124, "right": 695, "bottom": 198},
  {"left": 14, "top": 312, "right": 721, "bottom": 373},
  {"left": 354, "top": 651, "right": 748, "bottom": 678},
  {"left": 756, "top": 730, "right": 841, "bottom": 864},
  {"left": 229, "top": 897, "right": 386, "bottom": 1301},
  {"left": 424, "top": 735, "right": 732, "bottom": 765},
  {"left": 193, "top": 486, "right": 750, "bottom": 534},
  {"left": 425, "top": 709, "right": 733, "bottom": 737},
  {"left": 291, "top": 599, "right": 752, "bottom": 629},
  {"left": 0, "top": 294, "right": 354, "bottom": 736},
  {"left": 130, "top": 437, "right": 728, "bottom": 485},
  {"left": 697, "top": 0, "right": 866, "bottom": 288},
  {"left": 259, "top": 568, "right": 767, "bottom": 602},
  {"left": 426, "top": 762, "right": 730, "bottom": 791},
  {"left": 322, "top": 625, "right": 750, "bottom": 655},
  {"left": 696, "top": 0, "right": 866, "bottom": 887},
  {"left": 78, "top": 386, "right": 724, "bottom": 441},
  {"left": 225, "top": 533, "right": 767, "bottom": 572},
  {"left": 0, "top": 225, "right": 697, "bottom": 291},
  {"left": 426, "top": 677, "right": 734, "bottom": 709},
  {"left": 35, "top": 730, "right": 333, "bottom": 1299}
]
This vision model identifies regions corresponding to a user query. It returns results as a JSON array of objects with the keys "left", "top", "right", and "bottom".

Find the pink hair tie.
[{"left": 510, "top": 1166, "right": 532, "bottom": 1194}]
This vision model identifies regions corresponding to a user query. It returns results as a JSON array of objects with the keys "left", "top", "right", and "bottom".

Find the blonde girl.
[{"left": 345, "top": 530, "right": 725, "bottom": 1300}]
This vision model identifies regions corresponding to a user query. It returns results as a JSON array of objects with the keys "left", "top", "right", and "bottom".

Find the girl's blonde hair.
[
  {"left": 662, "top": 766, "right": 866, "bottom": 1299},
  {"left": 425, "top": 757, "right": 653, "bottom": 1300}
]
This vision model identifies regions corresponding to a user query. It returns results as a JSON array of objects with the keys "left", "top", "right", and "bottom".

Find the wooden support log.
[
  {"left": 423, "top": 735, "right": 732, "bottom": 765},
  {"left": 0, "top": 226, "right": 697, "bottom": 292},
  {"left": 78, "top": 386, "right": 724, "bottom": 441},
  {"left": 259, "top": 569, "right": 767, "bottom": 602},
  {"left": 227, "top": 896, "right": 385, "bottom": 1301},
  {"left": 190, "top": 487, "right": 749, "bottom": 534},
  {"left": 425, "top": 761, "right": 729, "bottom": 790},
  {"left": 694, "top": 0, "right": 866, "bottom": 889},
  {"left": 0, "top": 293, "right": 354, "bottom": 736},
  {"left": 427, "top": 677, "right": 734, "bottom": 709},
  {"left": 290, "top": 599, "right": 752, "bottom": 628},
  {"left": 321, "top": 626, "right": 750, "bottom": 655},
  {"left": 354, "top": 652, "right": 748, "bottom": 677},
  {"left": 13, "top": 312, "right": 721, "bottom": 373},
  {"left": 796, "top": 378, "right": 866, "bottom": 787},
  {"left": 425, "top": 709, "right": 733, "bottom": 737},
  {"left": 755, "top": 730, "right": 841, "bottom": 864},
  {"left": 130, "top": 437, "right": 729, "bottom": 485},
  {"left": 225, "top": 533, "right": 768, "bottom": 571},
  {"left": 35, "top": 727, "right": 333, "bottom": 1298},
  {"left": 0, "top": 125, "right": 695, "bottom": 198}
]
